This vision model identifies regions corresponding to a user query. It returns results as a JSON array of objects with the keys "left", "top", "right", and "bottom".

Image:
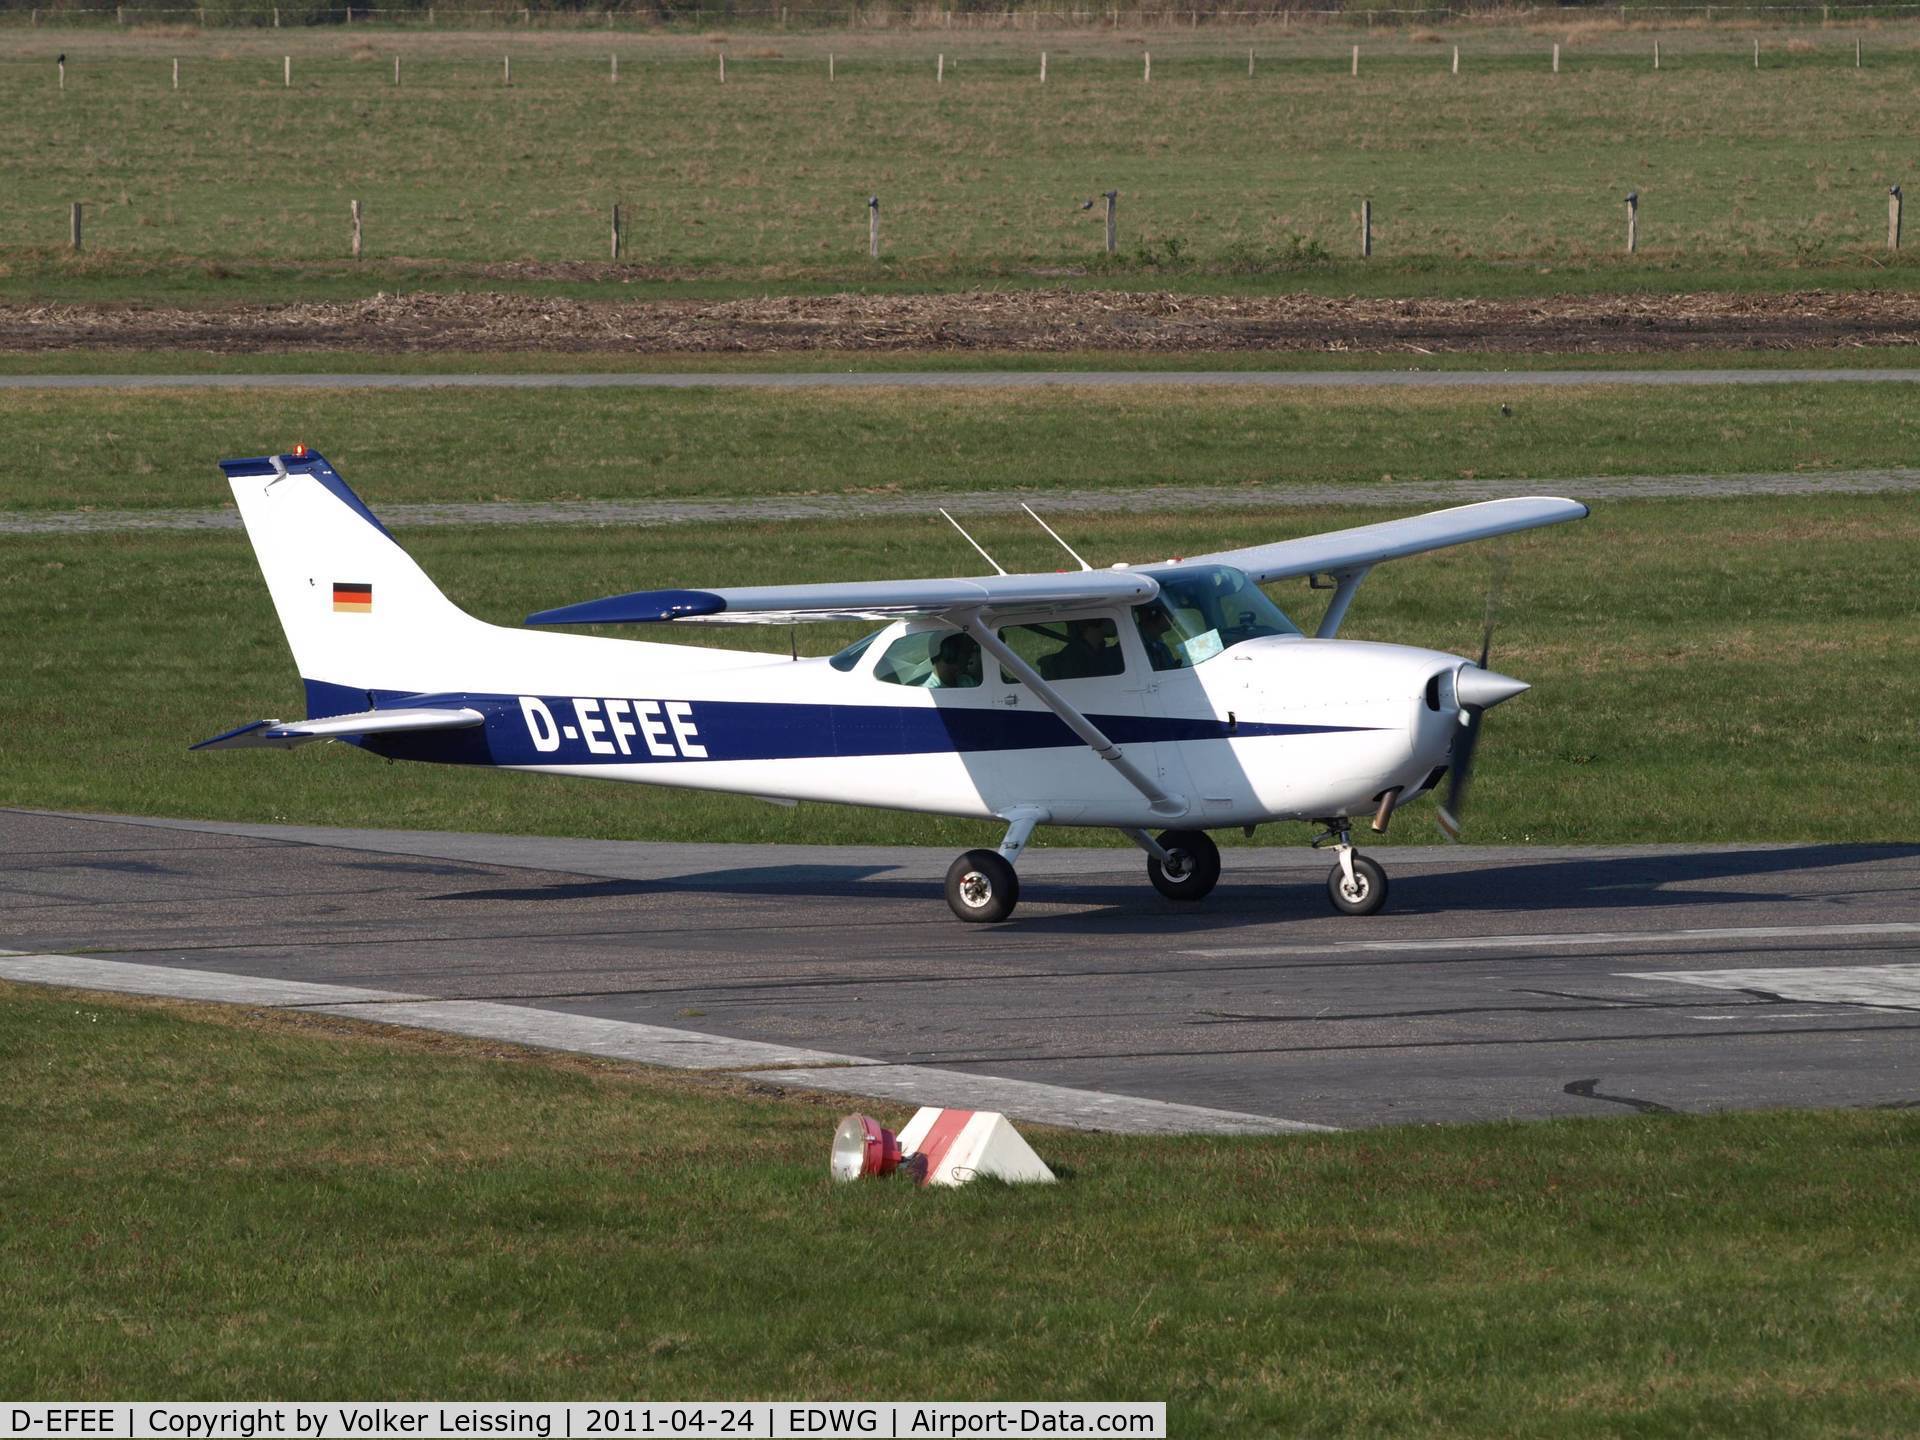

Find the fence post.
[
  {"left": 1040, "top": 51, "right": 1047, "bottom": 82},
  {"left": 719, "top": 52, "right": 725, "bottom": 82},
  {"left": 938, "top": 53, "right": 943, "bottom": 82},
  {"left": 58, "top": 56, "right": 64, "bottom": 90},
  {"left": 1143, "top": 50, "right": 1150, "bottom": 82},
  {"left": 1361, "top": 198, "right": 1372, "bottom": 258},
  {"left": 1104, "top": 189, "right": 1117, "bottom": 254},
  {"left": 273, "top": 6, "right": 279, "bottom": 25},
  {"left": 611, "top": 53, "right": 617, "bottom": 82},
  {"left": 1856, "top": 37, "right": 1861, "bottom": 66},
  {"left": 1625, "top": 190, "right": 1638, "bottom": 254},
  {"left": 829, "top": 52, "right": 835, "bottom": 80},
  {"left": 70, "top": 202, "right": 82, "bottom": 252},
  {"left": 173, "top": 57, "right": 179, "bottom": 89},
  {"left": 504, "top": 55, "right": 511, "bottom": 85},
  {"left": 394, "top": 55, "right": 400, "bottom": 85},
  {"left": 1552, "top": 43, "right": 1559, "bottom": 73},
  {"left": 283, "top": 55, "right": 290, "bottom": 87},
  {"left": 351, "top": 200, "right": 362, "bottom": 260},
  {"left": 868, "top": 195, "right": 879, "bottom": 259},
  {"left": 1654, "top": 39, "right": 1659, "bottom": 69},
  {"left": 1753, "top": 38, "right": 1759, "bottom": 68},
  {"left": 1248, "top": 48, "right": 1254, "bottom": 77},
  {"left": 1351, "top": 44, "right": 1358, "bottom": 76},
  {"left": 611, "top": 203, "right": 622, "bottom": 260},
  {"left": 1891, "top": 186, "right": 1903, "bottom": 251},
  {"left": 1452, "top": 45, "right": 1458, "bottom": 74}
]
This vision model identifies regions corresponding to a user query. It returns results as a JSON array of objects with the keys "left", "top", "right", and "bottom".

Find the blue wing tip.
[{"left": 526, "top": 589, "right": 727, "bottom": 627}]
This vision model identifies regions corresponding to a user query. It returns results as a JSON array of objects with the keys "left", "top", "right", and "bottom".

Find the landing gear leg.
[
  {"left": 1313, "top": 820, "right": 1388, "bottom": 917},
  {"left": 1126, "top": 827, "right": 1222, "bottom": 902},
  {"left": 945, "top": 810, "right": 1044, "bottom": 924}
]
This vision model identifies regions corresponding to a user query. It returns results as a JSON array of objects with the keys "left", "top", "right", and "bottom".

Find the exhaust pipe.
[{"left": 1371, "top": 786, "right": 1402, "bottom": 835}]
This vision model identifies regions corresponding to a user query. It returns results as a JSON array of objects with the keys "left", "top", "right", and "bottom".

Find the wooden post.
[
  {"left": 1625, "top": 190, "right": 1638, "bottom": 254},
  {"left": 611, "top": 53, "right": 617, "bottom": 82},
  {"left": 1891, "top": 186, "right": 1903, "bottom": 251},
  {"left": 173, "top": 58, "right": 179, "bottom": 90},
  {"left": 938, "top": 53, "right": 944, "bottom": 83},
  {"left": 611, "top": 203, "right": 622, "bottom": 260},
  {"left": 393, "top": 55, "right": 400, "bottom": 85},
  {"left": 1351, "top": 45, "right": 1358, "bottom": 76},
  {"left": 58, "top": 57, "right": 64, "bottom": 90},
  {"left": 1104, "top": 189, "right": 1117, "bottom": 254},
  {"left": 283, "top": 55, "right": 290, "bottom": 87},
  {"left": 1452, "top": 45, "right": 1458, "bottom": 74},
  {"left": 504, "top": 55, "right": 511, "bottom": 85},
  {"left": 272, "top": 6, "right": 279, "bottom": 25},
  {"left": 69, "top": 202, "right": 81, "bottom": 252},
  {"left": 868, "top": 195, "right": 879, "bottom": 259},
  {"left": 1040, "top": 51, "right": 1047, "bottom": 82},
  {"left": 1856, "top": 37, "right": 1861, "bottom": 67},
  {"left": 1654, "top": 39, "right": 1660, "bottom": 69},
  {"left": 1361, "top": 198, "right": 1372, "bottom": 258},
  {"left": 351, "top": 200, "right": 362, "bottom": 260},
  {"left": 1552, "top": 43, "right": 1560, "bottom": 73},
  {"left": 829, "top": 53, "right": 835, "bottom": 80},
  {"left": 719, "top": 52, "right": 725, "bottom": 83},
  {"left": 1143, "top": 50, "right": 1150, "bottom": 82},
  {"left": 1753, "top": 37, "right": 1760, "bottom": 68}
]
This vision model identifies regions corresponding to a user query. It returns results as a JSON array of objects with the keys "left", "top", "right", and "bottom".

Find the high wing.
[
  {"left": 525, "top": 569, "right": 1160, "bottom": 627},
  {"left": 191, "top": 707, "right": 485, "bottom": 751},
  {"left": 1187, "top": 497, "right": 1589, "bottom": 585}
]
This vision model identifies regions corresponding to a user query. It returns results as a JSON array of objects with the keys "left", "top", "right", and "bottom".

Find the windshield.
[{"left": 1133, "top": 565, "right": 1300, "bottom": 671}]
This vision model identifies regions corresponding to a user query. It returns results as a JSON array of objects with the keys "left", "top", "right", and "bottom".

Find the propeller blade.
[
  {"left": 1439, "top": 546, "right": 1511, "bottom": 843},
  {"left": 1436, "top": 708, "right": 1481, "bottom": 843}
]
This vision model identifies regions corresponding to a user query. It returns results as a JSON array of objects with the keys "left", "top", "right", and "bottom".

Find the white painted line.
[
  {"left": 742, "top": 1065, "right": 1334, "bottom": 1136},
  {"left": 1185, "top": 922, "right": 1920, "bottom": 960},
  {"left": 1624, "top": 963, "right": 1920, "bottom": 1014},
  {"left": 310, "top": 999, "right": 875, "bottom": 1071},
  {"left": 0, "top": 951, "right": 1323, "bottom": 1134}
]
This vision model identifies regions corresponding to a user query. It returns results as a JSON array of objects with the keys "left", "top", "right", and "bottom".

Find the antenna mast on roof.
[
  {"left": 1021, "top": 503, "right": 1092, "bottom": 571},
  {"left": 939, "top": 508, "right": 1007, "bottom": 575}
]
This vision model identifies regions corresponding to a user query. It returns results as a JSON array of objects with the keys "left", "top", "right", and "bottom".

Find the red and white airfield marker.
[{"left": 896, "top": 1107, "right": 1056, "bottom": 1188}]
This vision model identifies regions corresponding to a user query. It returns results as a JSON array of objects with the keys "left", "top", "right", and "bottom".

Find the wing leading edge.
[
  {"left": 526, "top": 569, "right": 1161, "bottom": 627},
  {"left": 1188, "top": 497, "right": 1590, "bottom": 584}
]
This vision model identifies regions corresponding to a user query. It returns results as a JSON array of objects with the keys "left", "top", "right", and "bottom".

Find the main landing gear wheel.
[
  {"left": 946, "top": 848, "right": 1020, "bottom": 924},
  {"left": 1327, "top": 853, "right": 1388, "bottom": 917},
  {"left": 1148, "top": 829, "right": 1222, "bottom": 902}
]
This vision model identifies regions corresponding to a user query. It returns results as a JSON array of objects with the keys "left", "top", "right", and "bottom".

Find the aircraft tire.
[
  {"left": 946, "top": 849, "right": 1020, "bottom": 923},
  {"left": 1327, "top": 854, "right": 1388, "bottom": 916},
  {"left": 1148, "top": 829, "right": 1221, "bottom": 901}
]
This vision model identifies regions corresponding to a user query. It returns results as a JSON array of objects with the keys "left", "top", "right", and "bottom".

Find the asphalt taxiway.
[{"left": 3, "top": 809, "right": 1915, "bottom": 1133}]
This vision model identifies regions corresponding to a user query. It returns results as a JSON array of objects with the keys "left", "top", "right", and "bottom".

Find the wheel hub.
[{"left": 958, "top": 870, "right": 993, "bottom": 907}]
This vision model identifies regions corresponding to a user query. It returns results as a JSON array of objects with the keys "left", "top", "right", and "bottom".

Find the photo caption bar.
[{"left": 3, "top": 1404, "right": 1165, "bottom": 1439}]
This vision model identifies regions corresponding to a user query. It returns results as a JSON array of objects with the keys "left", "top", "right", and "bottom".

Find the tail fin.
[{"left": 222, "top": 451, "right": 487, "bottom": 717}]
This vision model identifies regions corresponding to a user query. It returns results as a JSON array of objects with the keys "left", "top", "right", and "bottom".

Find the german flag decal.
[{"left": 332, "top": 582, "right": 373, "bottom": 614}]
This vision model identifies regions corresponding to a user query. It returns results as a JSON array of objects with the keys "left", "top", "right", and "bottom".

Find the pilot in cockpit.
[{"left": 929, "top": 633, "right": 982, "bottom": 688}]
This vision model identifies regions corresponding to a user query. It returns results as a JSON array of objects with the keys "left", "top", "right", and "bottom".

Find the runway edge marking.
[{"left": 0, "top": 952, "right": 1329, "bottom": 1136}]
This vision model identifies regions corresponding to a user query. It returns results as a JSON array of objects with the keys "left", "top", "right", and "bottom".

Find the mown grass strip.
[
  {"left": 2, "top": 982, "right": 1917, "bottom": 1430},
  {"left": 9, "top": 382, "right": 1920, "bottom": 511},
  {"left": 3, "top": 497, "right": 1915, "bottom": 848}
]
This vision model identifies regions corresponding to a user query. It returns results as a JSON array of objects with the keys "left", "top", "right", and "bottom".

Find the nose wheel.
[{"left": 1327, "top": 850, "right": 1388, "bottom": 916}]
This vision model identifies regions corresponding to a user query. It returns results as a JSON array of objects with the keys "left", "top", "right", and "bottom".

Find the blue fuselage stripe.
[{"left": 304, "top": 681, "right": 1379, "bottom": 768}]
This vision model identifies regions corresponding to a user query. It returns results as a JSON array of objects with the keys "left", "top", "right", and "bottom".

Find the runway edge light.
[{"left": 830, "top": 1113, "right": 911, "bottom": 1182}]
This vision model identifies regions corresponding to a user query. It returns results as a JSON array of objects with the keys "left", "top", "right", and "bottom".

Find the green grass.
[
  {"left": 10, "top": 381, "right": 1920, "bottom": 511},
  {"left": 4, "top": 983, "right": 1918, "bottom": 1431},
  {"left": 6, "top": 26, "right": 1920, "bottom": 298},
  {"left": 4, "top": 497, "right": 1916, "bottom": 848},
  {"left": 5, "top": 345, "right": 1920, "bottom": 375}
]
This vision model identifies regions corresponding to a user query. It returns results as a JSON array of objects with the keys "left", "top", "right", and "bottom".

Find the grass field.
[
  {"left": 4, "top": 494, "right": 1916, "bottom": 848},
  {"left": 3, "top": 983, "right": 1917, "bottom": 1430},
  {"left": 5, "top": 23, "right": 1920, "bottom": 297},
  {"left": 10, "top": 381, "right": 1920, "bottom": 511}
]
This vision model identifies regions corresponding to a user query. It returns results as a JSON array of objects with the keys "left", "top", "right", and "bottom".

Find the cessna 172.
[{"left": 196, "top": 450, "right": 1587, "bottom": 923}]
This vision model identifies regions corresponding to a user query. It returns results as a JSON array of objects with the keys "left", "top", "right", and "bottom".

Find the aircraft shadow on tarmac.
[{"left": 430, "top": 843, "right": 1920, "bottom": 933}]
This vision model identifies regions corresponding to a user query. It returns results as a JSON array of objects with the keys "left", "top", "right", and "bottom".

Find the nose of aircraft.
[{"left": 1455, "top": 666, "right": 1530, "bottom": 711}]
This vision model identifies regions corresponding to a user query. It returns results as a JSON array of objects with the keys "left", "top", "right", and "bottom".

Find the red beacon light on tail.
[{"left": 291, "top": 443, "right": 309, "bottom": 459}]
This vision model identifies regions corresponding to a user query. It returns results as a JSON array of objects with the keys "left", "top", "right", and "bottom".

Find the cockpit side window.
[
  {"left": 873, "top": 629, "right": 983, "bottom": 689},
  {"left": 1133, "top": 566, "right": 1300, "bottom": 671},
  {"left": 829, "top": 630, "right": 881, "bottom": 673},
  {"left": 998, "top": 616, "right": 1125, "bottom": 683}
]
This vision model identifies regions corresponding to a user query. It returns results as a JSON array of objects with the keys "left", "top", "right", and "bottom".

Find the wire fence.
[{"left": 10, "top": 2, "right": 1920, "bottom": 26}]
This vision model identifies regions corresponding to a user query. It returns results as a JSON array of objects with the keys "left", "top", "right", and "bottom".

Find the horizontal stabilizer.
[
  {"left": 527, "top": 569, "right": 1161, "bottom": 627},
  {"left": 191, "top": 707, "right": 484, "bottom": 751}
]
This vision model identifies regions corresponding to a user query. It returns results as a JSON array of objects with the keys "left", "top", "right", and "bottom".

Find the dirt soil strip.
[
  {"left": 11, "top": 471, "right": 1917, "bottom": 536},
  {"left": 8, "top": 288, "right": 1920, "bottom": 354}
]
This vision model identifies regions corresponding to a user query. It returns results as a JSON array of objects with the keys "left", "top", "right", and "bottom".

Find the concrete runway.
[
  {"left": 4, "top": 809, "right": 1917, "bottom": 1133},
  {"left": 6, "top": 367, "right": 1920, "bottom": 391}
]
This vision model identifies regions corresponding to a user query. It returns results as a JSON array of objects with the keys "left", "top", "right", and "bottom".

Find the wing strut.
[
  {"left": 958, "top": 614, "right": 1187, "bottom": 819},
  {"left": 1313, "top": 566, "right": 1372, "bottom": 639}
]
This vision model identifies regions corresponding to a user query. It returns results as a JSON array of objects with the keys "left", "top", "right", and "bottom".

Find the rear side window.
[{"left": 998, "top": 617, "right": 1125, "bottom": 683}]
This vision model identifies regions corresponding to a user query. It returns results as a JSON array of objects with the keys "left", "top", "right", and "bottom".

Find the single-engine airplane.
[{"left": 197, "top": 450, "right": 1587, "bottom": 923}]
